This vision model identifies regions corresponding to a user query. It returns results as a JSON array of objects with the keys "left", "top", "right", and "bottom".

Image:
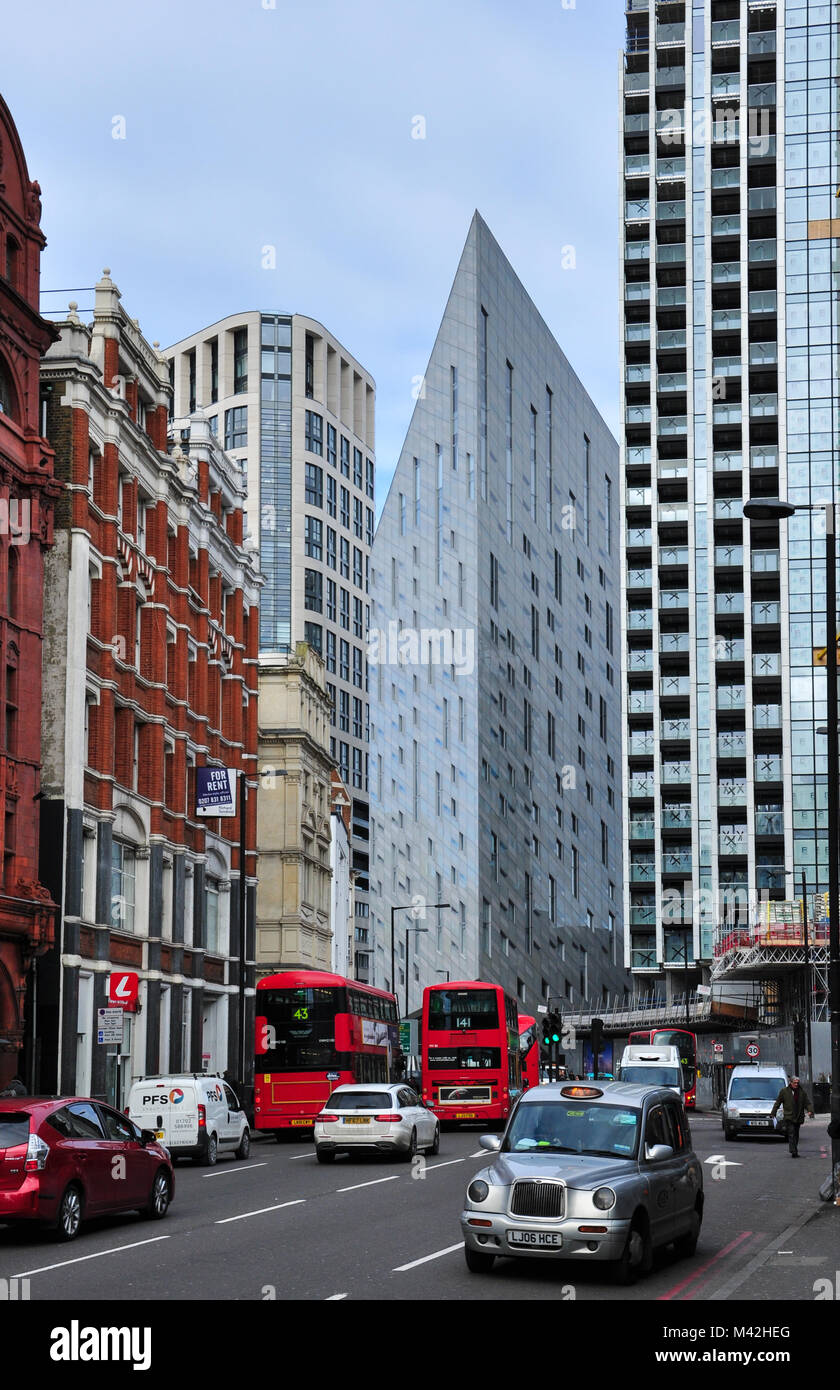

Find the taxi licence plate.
[
  {"left": 747, "top": 1120, "right": 769, "bottom": 1127},
  {"left": 343, "top": 1117, "right": 370, "bottom": 1124},
  {"left": 508, "top": 1230, "right": 563, "bottom": 1249},
  {"left": 455, "top": 1112, "right": 476, "bottom": 1119},
  {"left": 155, "top": 1130, "right": 165, "bottom": 1140},
  {"left": 290, "top": 1119, "right": 312, "bottom": 1127}
]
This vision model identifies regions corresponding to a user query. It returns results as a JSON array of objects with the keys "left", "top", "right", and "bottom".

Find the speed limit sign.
[{"left": 746, "top": 1042, "right": 760, "bottom": 1059}]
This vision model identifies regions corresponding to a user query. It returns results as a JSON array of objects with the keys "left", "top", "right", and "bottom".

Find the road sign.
[
  {"left": 196, "top": 766, "right": 238, "bottom": 818},
  {"left": 97, "top": 1008, "right": 124, "bottom": 1045},
  {"left": 713, "top": 1043, "right": 724, "bottom": 1054},
  {"left": 109, "top": 971, "right": 139, "bottom": 1012},
  {"left": 746, "top": 1042, "right": 760, "bottom": 1058}
]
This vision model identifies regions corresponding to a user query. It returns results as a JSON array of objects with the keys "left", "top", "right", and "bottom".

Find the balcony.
[
  {"left": 657, "top": 199, "right": 687, "bottom": 221},
  {"left": 657, "top": 371, "right": 687, "bottom": 393},
  {"left": 750, "top": 444, "right": 779, "bottom": 469},
  {"left": 718, "top": 730, "right": 747, "bottom": 758},
  {"left": 628, "top": 648, "right": 654, "bottom": 672},
  {"left": 751, "top": 549, "right": 780, "bottom": 574},
  {"left": 625, "top": 153, "right": 652, "bottom": 176},
  {"left": 662, "top": 848, "right": 693, "bottom": 874},
  {"left": 631, "top": 945, "right": 658, "bottom": 969},
  {"left": 716, "top": 636, "right": 744, "bottom": 661},
  {"left": 631, "top": 855, "right": 656, "bottom": 883},
  {"left": 748, "top": 238, "right": 777, "bottom": 264},
  {"left": 656, "top": 22, "right": 684, "bottom": 45},
  {"left": 659, "top": 591, "right": 689, "bottom": 612},
  {"left": 657, "top": 243, "right": 686, "bottom": 264},
  {"left": 664, "top": 934, "right": 696, "bottom": 964},
  {"left": 660, "top": 674, "right": 690, "bottom": 697},
  {"left": 626, "top": 363, "right": 651, "bottom": 384},
  {"left": 711, "top": 168, "right": 740, "bottom": 191},
  {"left": 749, "top": 392, "right": 778, "bottom": 418},
  {"left": 659, "top": 545, "right": 689, "bottom": 566},
  {"left": 661, "top": 719, "right": 691, "bottom": 741},
  {"left": 756, "top": 810, "right": 784, "bottom": 836},
  {"left": 752, "top": 601, "right": 781, "bottom": 625},
  {"left": 626, "top": 198, "right": 651, "bottom": 221},
  {"left": 662, "top": 760, "right": 691, "bottom": 784},
  {"left": 719, "top": 825, "right": 748, "bottom": 855},
  {"left": 748, "top": 187, "right": 776, "bottom": 213},
  {"left": 660, "top": 634, "right": 690, "bottom": 658},
  {"left": 630, "top": 904, "right": 658, "bottom": 927},
  {"left": 626, "top": 239, "right": 651, "bottom": 260},
  {"left": 716, "top": 591, "right": 745, "bottom": 616},
  {"left": 657, "top": 328, "right": 688, "bottom": 350},
  {"left": 713, "top": 355, "right": 741, "bottom": 378},
  {"left": 628, "top": 607, "right": 654, "bottom": 631},
  {"left": 748, "top": 83, "right": 776, "bottom": 108},
  {"left": 713, "top": 401, "right": 742, "bottom": 426},
  {"left": 626, "top": 322, "right": 652, "bottom": 342},
  {"left": 658, "top": 415, "right": 688, "bottom": 437},
  {"left": 625, "top": 113, "right": 651, "bottom": 135},
  {"left": 628, "top": 565, "right": 653, "bottom": 587},
  {"left": 712, "top": 18, "right": 740, "bottom": 45},
  {"left": 657, "top": 286, "right": 686, "bottom": 308},
  {"left": 712, "top": 214, "right": 741, "bottom": 237},
  {"left": 749, "top": 342, "right": 777, "bottom": 367},
  {"left": 627, "top": 445, "right": 652, "bottom": 466},
  {"left": 627, "top": 526, "right": 653, "bottom": 547},
  {"left": 749, "top": 290, "right": 777, "bottom": 316},
  {"left": 719, "top": 776, "right": 747, "bottom": 805},
  {"left": 714, "top": 450, "right": 743, "bottom": 473},
  {"left": 659, "top": 503, "right": 689, "bottom": 523},
  {"left": 627, "top": 485, "right": 652, "bottom": 505},
  {"left": 629, "top": 816, "right": 655, "bottom": 840},
  {"left": 755, "top": 753, "right": 782, "bottom": 781},
  {"left": 715, "top": 544, "right": 743, "bottom": 567},
  {"left": 626, "top": 404, "right": 652, "bottom": 424},
  {"left": 626, "top": 281, "right": 652, "bottom": 302},
  {"left": 629, "top": 689, "right": 654, "bottom": 715},
  {"left": 661, "top": 802, "right": 691, "bottom": 827},
  {"left": 753, "top": 651, "right": 781, "bottom": 677},
  {"left": 625, "top": 71, "right": 651, "bottom": 93},
  {"left": 658, "top": 459, "right": 688, "bottom": 480},
  {"left": 714, "top": 498, "right": 743, "bottom": 521},
  {"left": 657, "top": 66, "right": 686, "bottom": 89},
  {"left": 748, "top": 32, "right": 775, "bottom": 57},
  {"left": 748, "top": 135, "right": 776, "bottom": 161},
  {"left": 629, "top": 729, "right": 655, "bottom": 754},
  {"left": 630, "top": 772, "right": 655, "bottom": 797},
  {"left": 754, "top": 703, "right": 782, "bottom": 729},
  {"left": 717, "top": 684, "right": 746, "bottom": 711},
  {"left": 757, "top": 861, "right": 785, "bottom": 892},
  {"left": 712, "top": 309, "right": 741, "bottom": 333},
  {"left": 711, "top": 73, "right": 741, "bottom": 98},
  {"left": 657, "top": 155, "right": 686, "bottom": 180}
]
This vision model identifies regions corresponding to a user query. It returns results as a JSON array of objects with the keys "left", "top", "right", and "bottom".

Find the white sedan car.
[{"left": 314, "top": 1084, "right": 440, "bottom": 1163}]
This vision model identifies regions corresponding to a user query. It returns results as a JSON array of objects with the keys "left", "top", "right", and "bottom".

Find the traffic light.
[{"left": 549, "top": 1011, "right": 562, "bottom": 1045}]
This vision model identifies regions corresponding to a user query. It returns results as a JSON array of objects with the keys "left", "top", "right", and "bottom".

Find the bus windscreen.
[
  {"left": 257, "top": 987, "right": 342, "bottom": 1070},
  {"left": 427, "top": 990, "right": 499, "bottom": 1031}
]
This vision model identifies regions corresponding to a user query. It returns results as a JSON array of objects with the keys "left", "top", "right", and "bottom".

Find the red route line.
[
  {"left": 657, "top": 1231, "right": 753, "bottom": 1302},
  {"left": 682, "top": 1230, "right": 768, "bottom": 1300}
]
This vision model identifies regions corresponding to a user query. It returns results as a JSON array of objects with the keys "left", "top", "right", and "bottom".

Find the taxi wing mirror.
[
  {"left": 479, "top": 1134, "right": 501, "bottom": 1152},
  {"left": 645, "top": 1142, "right": 674, "bottom": 1162}
]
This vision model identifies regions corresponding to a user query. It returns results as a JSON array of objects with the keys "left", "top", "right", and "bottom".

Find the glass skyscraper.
[
  {"left": 621, "top": 0, "right": 839, "bottom": 1023},
  {"left": 371, "top": 213, "right": 629, "bottom": 1020}
]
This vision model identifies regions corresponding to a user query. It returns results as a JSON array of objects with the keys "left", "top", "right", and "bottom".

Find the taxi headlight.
[
  {"left": 593, "top": 1186, "right": 616, "bottom": 1211},
  {"left": 728, "top": 1107, "right": 740, "bottom": 1118},
  {"left": 468, "top": 1180, "right": 489, "bottom": 1203}
]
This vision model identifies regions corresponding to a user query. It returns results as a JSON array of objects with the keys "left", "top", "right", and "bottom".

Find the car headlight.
[
  {"left": 729, "top": 1107, "right": 739, "bottom": 1118},
  {"left": 593, "top": 1186, "right": 616, "bottom": 1211},
  {"left": 468, "top": 1180, "right": 489, "bottom": 1203}
]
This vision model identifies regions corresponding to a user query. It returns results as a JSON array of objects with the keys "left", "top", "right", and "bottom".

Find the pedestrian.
[
  {"left": 770, "top": 1075, "right": 814, "bottom": 1157},
  {"left": 0, "top": 1075, "right": 26, "bottom": 1098}
]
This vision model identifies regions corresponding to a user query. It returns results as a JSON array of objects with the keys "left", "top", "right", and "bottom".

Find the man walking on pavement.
[{"left": 770, "top": 1075, "right": 814, "bottom": 1157}]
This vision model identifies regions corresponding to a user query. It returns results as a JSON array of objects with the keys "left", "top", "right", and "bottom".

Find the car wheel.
[
  {"left": 402, "top": 1128, "right": 418, "bottom": 1163},
  {"left": 673, "top": 1206, "right": 702, "bottom": 1259},
  {"left": 464, "top": 1246, "right": 495, "bottom": 1274},
  {"left": 316, "top": 1148, "right": 335, "bottom": 1164},
  {"left": 236, "top": 1128, "right": 251, "bottom": 1160},
  {"left": 55, "top": 1183, "right": 83, "bottom": 1242},
  {"left": 429, "top": 1124, "right": 440, "bottom": 1156},
  {"left": 145, "top": 1169, "right": 172, "bottom": 1220},
  {"left": 203, "top": 1132, "right": 218, "bottom": 1166},
  {"left": 613, "top": 1220, "right": 652, "bottom": 1285}
]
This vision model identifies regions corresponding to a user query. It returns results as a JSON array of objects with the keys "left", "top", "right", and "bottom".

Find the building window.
[
  {"left": 304, "top": 515, "right": 323, "bottom": 559},
  {"left": 326, "top": 630, "right": 336, "bottom": 673},
  {"left": 327, "top": 423, "right": 337, "bottom": 468},
  {"left": 353, "top": 448, "right": 363, "bottom": 490},
  {"left": 326, "top": 578, "right": 337, "bottom": 622},
  {"left": 303, "top": 621, "right": 323, "bottom": 654},
  {"left": 305, "top": 463, "right": 323, "bottom": 507},
  {"left": 210, "top": 338, "right": 218, "bottom": 402},
  {"left": 340, "top": 436, "right": 350, "bottom": 478},
  {"left": 111, "top": 841, "right": 137, "bottom": 934},
  {"left": 224, "top": 406, "right": 247, "bottom": 450},
  {"left": 605, "top": 474, "right": 612, "bottom": 554},
  {"left": 353, "top": 546, "right": 363, "bottom": 589},
  {"left": 366, "top": 458, "right": 374, "bottom": 500},
  {"left": 340, "top": 537, "right": 350, "bottom": 579},
  {"left": 505, "top": 361, "right": 513, "bottom": 543},
  {"left": 326, "top": 474, "right": 336, "bottom": 518},
  {"left": 354, "top": 496, "right": 363, "bottom": 539},
  {"left": 583, "top": 435, "right": 590, "bottom": 544},
  {"left": 305, "top": 334, "right": 314, "bottom": 398},
  {"left": 340, "top": 486, "right": 350, "bottom": 530},
  {"left": 233, "top": 329, "right": 248, "bottom": 394},
  {"left": 366, "top": 507, "right": 374, "bottom": 548},
  {"left": 304, "top": 569, "right": 323, "bottom": 612},
  {"left": 305, "top": 410, "right": 323, "bottom": 455},
  {"left": 529, "top": 405, "right": 538, "bottom": 520},
  {"left": 205, "top": 880, "right": 220, "bottom": 953},
  {"left": 340, "top": 587, "right": 350, "bottom": 630},
  {"left": 490, "top": 552, "right": 499, "bottom": 610},
  {"left": 327, "top": 526, "right": 337, "bottom": 570},
  {"left": 451, "top": 365, "right": 459, "bottom": 470}
]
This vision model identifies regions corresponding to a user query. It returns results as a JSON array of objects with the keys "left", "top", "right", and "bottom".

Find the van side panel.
[{"left": 128, "top": 1081, "right": 200, "bottom": 1151}]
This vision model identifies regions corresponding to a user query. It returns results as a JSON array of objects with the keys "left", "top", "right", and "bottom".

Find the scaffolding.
[{"left": 710, "top": 897, "right": 830, "bottom": 1023}]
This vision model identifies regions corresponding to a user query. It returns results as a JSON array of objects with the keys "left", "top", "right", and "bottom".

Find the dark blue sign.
[{"left": 196, "top": 766, "right": 237, "bottom": 818}]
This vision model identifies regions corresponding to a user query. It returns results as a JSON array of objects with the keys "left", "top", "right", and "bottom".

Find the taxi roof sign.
[{"left": 561, "top": 1085, "right": 603, "bottom": 1099}]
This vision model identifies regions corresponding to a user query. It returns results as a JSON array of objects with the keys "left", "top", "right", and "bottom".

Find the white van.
[
  {"left": 127, "top": 1074, "right": 250, "bottom": 1165},
  {"left": 722, "top": 1064, "right": 788, "bottom": 1140},
  {"left": 616, "top": 1045, "right": 685, "bottom": 1100}
]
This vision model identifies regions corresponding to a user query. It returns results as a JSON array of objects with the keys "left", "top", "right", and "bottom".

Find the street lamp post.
[
  {"left": 390, "top": 901, "right": 450, "bottom": 1015},
  {"left": 404, "top": 925, "right": 429, "bottom": 1018},
  {"left": 238, "top": 766, "right": 288, "bottom": 1096},
  {"left": 744, "top": 497, "right": 840, "bottom": 1196}
]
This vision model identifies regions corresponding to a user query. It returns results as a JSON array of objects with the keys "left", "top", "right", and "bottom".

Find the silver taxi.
[{"left": 460, "top": 1081, "right": 703, "bottom": 1282}]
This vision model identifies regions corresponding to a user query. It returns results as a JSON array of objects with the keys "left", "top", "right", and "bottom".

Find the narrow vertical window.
[
  {"left": 529, "top": 405, "right": 537, "bottom": 521},
  {"left": 545, "top": 386, "right": 553, "bottom": 531},
  {"left": 583, "top": 434, "right": 590, "bottom": 544},
  {"left": 479, "top": 308, "right": 488, "bottom": 500},
  {"left": 505, "top": 361, "right": 513, "bottom": 544},
  {"left": 414, "top": 457, "right": 420, "bottom": 525},
  {"left": 435, "top": 443, "right": 443, "bottom": 585},
  {"left": 451, "top": 365, "right": 458, "bottom": 470},
  {"left": 605, "top": 474, "right": 613, "bottom": 555}
]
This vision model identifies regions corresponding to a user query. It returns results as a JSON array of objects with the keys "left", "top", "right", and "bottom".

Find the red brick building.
[
  {"left": 0, "top": 95, "right": 61, "bottom": 1090},
  {"left": 38, "top": 272, "right": 261, "bottom": 1105}
]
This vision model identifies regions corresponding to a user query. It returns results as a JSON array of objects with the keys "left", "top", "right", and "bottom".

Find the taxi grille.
[{"left": 510, "top": 1180, "right": 565, "bottom": 1219}]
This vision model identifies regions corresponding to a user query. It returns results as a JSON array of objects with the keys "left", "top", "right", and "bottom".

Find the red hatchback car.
[{"left": 0, "top": 1097, "right": 174, "bottom": 1241}]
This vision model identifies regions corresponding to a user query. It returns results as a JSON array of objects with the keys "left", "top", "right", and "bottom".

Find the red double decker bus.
[
  {"left": 421, "top": 981, "right": 521, "bottom": 1125},
  {"left": 254, "top": 970, "right": 399, "bottom": 1135},
  {"left": 518, "top": 1014, "right": 540, "bottom": 1091},
  {"left": 628, "top": 1028, "right": 697, "bottom": 1109}
]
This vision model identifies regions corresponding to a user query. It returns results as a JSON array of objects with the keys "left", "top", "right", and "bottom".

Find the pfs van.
[{"left": 127, "top": 1074, "right": 250, "bottom": 1165}]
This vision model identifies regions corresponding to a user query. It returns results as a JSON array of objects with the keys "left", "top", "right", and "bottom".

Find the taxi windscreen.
[{"left": 503, "top": 1101, "right": 640, "bottom": 1159}]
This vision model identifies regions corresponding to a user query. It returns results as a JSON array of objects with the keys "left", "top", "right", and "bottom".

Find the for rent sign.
[{"left": 196, "top": 767, "right": 238, "bottom": 818}]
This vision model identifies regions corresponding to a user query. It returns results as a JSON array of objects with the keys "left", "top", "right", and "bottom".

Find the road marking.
[
  {"left": 337, "top": 1175, "right": 399, "bottom": 1193},
  {"left": 424, "top": 1159, "right": 464, "bottom": 1171},
  {"left": 709, "top": 1206, "right": 821, "bottom": 1301},
  {"left": 326, "top": 1293, "right": 348, "bottom": 1300},
  {"left": 393, "top": 1242, "right": 464, "bottom": 1272},
  {"left": 14, "top": 1235, "right": 170, "bottom": 1279},
  {"left": 215, "top": 1199, "right": 306, "bottom": 1224},
  {"left": 704, "top": 1155, "right": 743, "bottom": 1169},
  {"left": 203, "top": 1163, "right": 268, "bottom": 1177},
  {"left": 658, "top": 1231, "right": 753, "bottom": 1302},
  {"left": 469, "top": 1150, "right": 489, "bottom": 1158}
]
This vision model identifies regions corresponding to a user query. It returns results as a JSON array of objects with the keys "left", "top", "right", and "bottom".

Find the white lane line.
[
  {"left": 469, "top": 1151, "right": 489, "bottom": 1158},
  {"left": 326, "top": 1292, "right": 348, "bottom": 1300},
  {"left": 337, "top": 1175, "right": 400, "bottom": 1193},
  {"left": 393, "top": 1242, "right": 464, "bottom": 1272},
  {"left": 424, "top": 1159, "right": 465, "bottom": 1171},
  {"left": 289, "top": 1153, "right": 315, "bottom": 1160},
  {"left": 203, "top": 1163, "right": 268, "bottom": 1177},
  {"left": 215, "top": 1199, "right": 306, "bottom": 1225},
  {"left": 14, "top": 1235, "right": 170, "bottom": 1279}
]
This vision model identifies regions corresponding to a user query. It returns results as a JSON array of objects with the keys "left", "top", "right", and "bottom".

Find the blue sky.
[{"left": 4, "top": 0, "right": 625, "bottom": 503}]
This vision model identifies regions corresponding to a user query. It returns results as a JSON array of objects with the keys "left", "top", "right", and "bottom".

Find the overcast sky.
[{"left": 4, "top": 0, "right": 625, "bottom": 504}]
